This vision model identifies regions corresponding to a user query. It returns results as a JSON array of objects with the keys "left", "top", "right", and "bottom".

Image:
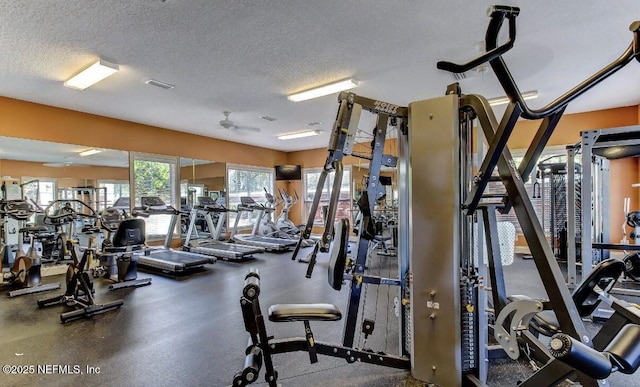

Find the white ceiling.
[{"left": 1, "top": 1, "right": 639, "bottom": 153}]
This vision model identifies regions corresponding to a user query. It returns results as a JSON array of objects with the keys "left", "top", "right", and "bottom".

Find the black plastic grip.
[
  {"left": 241, "top": 346, "right": 262, "bottom": 384},
  {"left": 436, "top": 5, "right": 519, "bottom": 73},
  {"left": 243, "top": 276, "right": 260, "bottom": 300}
]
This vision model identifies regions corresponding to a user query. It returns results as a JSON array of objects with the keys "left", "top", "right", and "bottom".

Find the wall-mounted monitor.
[
  {"left": 380, "top": 176, "right": 393, "bottom": 186},
  {"left": 275, "top": 165, "right": 302, "bottom": 181}
]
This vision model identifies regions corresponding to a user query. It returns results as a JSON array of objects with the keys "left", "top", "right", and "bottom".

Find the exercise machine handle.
[
  {"left": 438, "top": 6, "right": 640, "bottom": 120},
  {"left": 436, "top": 5, "right": 519, "bottom": 74}
]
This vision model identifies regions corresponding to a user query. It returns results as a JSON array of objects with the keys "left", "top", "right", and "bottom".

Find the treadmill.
[
  {"left": 133, "top": 196, "right": 215, "bottom": 273},
  {"left": 183, "top": 197, "right": 263, "bottom": 261},
  {"left": 230, "top": 197, "right": 297, "bottom": 251}
]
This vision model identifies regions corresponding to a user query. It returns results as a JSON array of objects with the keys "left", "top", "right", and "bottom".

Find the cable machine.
[
  {"left": 435, "top": 5, "right": 640, "bottom": 386},
  {"left": 235, "top": 5, "right": 640, "bottom": 386}
]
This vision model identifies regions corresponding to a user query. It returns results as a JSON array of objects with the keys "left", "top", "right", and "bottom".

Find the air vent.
[
  {"left": 259, "top": 115, "right": 277, "bottom": 122},
  {"left": 450, "top": 72, "right": 467, "bottom": 81},
  {"left": 144, "top": 79, "right": 175, "bottom": 90}
]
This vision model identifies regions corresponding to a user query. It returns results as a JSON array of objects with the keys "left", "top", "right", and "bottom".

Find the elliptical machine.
[
  {"left": 1, "top": 199, "right": 61, "bottom": 297},
  {"left": 256, "top": 188, "right": 288, "bottom": 239},
  {"left": 37, "top": 200, "right": 123, "bottom": 323},
  {"left": 275, "top": 188, "right": 302, "bottom": 236}
]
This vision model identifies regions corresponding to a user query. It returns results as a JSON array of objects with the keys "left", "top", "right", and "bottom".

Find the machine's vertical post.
[
  {"left": 397, "top": 118, "right": 411, "bottom": 358},
  {"left": 567, "top": 145, "right": 578, "bottom": 286},
  {"left": 342, "top": 114, "right": 388, "bottom": 347},
  {"left": 405, "top": 95, "right": 462, "bottom": 386},
  {"left": 600, "top": 157, "right": 611, "bottom": 261},
  {"left": 474, "top": 114, "right": 489, "bottom": 384},
  {"left": 581, "top": 131, "right": 597, "bottom": 273}
]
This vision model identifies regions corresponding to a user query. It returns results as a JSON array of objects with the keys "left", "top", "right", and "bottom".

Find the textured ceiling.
[{"left": 1, "top": 1, "right": 639, "bottom": 154}]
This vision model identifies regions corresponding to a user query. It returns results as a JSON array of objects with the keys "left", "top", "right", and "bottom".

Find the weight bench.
[{"left": 233, "top": 218, "right": 409, "bottom": 386}]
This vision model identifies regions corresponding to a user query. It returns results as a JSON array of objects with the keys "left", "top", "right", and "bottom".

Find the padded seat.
[
  {"left": 103, "top": 245, "right": 145, "bottom": 254},
  {"left": 19, "top": 226, "right": 51, "bottom": 234},
  {"left": 268, "top": 303, "right": 342, "bottom": 322},
  {"left": 81, "top": 225, "right": 101, "bottom": 234}
]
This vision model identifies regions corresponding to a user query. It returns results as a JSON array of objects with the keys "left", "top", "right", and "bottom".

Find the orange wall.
[
  {"left": 0, "top": 97, "right": 287, "bottom": 167},
  {"left": 507, "top": 106, "right": 638, "bottom": 149},
  {"left": 610, "top": 158, "right": 639, "bottom": 243},
  {"left": 3, "top": 95, "right": 640, "bottom": 245}
]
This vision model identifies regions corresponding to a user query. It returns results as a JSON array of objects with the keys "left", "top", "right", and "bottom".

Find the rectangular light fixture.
[
  {"left": 64, "top": 59, "right": 119, "bottom": 90},
  {"left": 287, "top": 78, "right": 358, "bottom": 102},
  {"left": 487, "top": 90, "right": 538, "bottom": 106},
  {"left": 79, "top": 148, "right": 102, "bottom": 157},
  {"left": 277, "top": 130, "right": 322, "bottom": 140}
]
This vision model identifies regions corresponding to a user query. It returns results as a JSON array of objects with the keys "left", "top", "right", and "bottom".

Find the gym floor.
[{"left": 0, "top": 246, "right": 637, "bottom": 386}]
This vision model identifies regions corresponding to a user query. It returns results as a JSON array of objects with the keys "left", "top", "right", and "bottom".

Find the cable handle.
[
  {"left": 436, "top": 5, "right": 519, "bottom": 74},
  {"left": 438, "top": 6, "right": 640, "bottom": 120}
]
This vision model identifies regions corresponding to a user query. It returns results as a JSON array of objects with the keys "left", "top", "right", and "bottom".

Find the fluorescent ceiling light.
[
  {"left": 277, "top": 130, "right": 322, "bottom": 140},
  {"left": 487, "top": 90, "right": 538, "bottom": 106},
  {"left": 287, "top": 78, "right": 358, "bottom": 102},
  {"left": 64, "top": 59, "right": 119, "bottom": 90},
  {"left": 79, "top": 148, "right": 102, "bottom": 157}
]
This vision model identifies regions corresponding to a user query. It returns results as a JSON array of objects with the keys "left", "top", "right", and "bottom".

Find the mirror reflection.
[
  {"left": 0, "top": 136, "right": 130, "bottom": 267},
  {"left": 0, "top": 136, "right": 129, "bottom": 211},
  {"left": 179, "top": 158, "right": 226, "bottom": 208}
]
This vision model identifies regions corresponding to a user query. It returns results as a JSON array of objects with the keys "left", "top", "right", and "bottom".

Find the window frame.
[
  {"left": 303, "top": 165, "right": 353, "bottom": 225},
  {"left": 226, "top": 163, "right": 275, "bottom": 230},
  {"left": 130, "top": 152, "right": 179, "bottom": 241}
]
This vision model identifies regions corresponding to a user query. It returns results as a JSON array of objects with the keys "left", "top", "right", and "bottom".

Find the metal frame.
[
  {"left": 299, "top": 92, "right": 409, "bottom": 354},
  {"left": 433, "top": 4, "right": 639, "bottom": 386},
  {"left": 567, "top": 126, "right": 640, "bottom": 284}
]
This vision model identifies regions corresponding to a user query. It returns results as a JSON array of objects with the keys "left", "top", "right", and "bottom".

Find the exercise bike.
[
  {"left": 37, "top": 201, "right": 123, "bottom": 323},
  {"left": 91, "top": 207, "right": 152, "bottom": 291},
  {"left": 1, "top": 199, "right": 61, "bottom": 297}
]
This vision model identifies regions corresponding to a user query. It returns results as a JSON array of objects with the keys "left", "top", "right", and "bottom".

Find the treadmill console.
[
  {"left": 141, "top": 196, "right": 166, "bottom": 207},
  {"left": 139, "top": 196, "right": 177, "bottom": 214},
  {"left": 197, "top": 196, "right": 224, "bottom": 212},
  {"left": 198, "top": 196, "right": 216, "bottom": 206},
  {"left": 239, "top": 197, "right": 262, "bottom": 211}
]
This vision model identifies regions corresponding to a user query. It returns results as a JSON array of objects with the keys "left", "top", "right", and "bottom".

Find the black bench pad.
[{"left": 268, "top": 303, "right": 342, "bottom": 322}]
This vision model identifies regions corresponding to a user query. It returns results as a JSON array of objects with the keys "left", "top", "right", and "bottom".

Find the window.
[
  {"left": 131, "top": 153, "right": 178, "bottom": 240},
  {"left": 21, "top": 178, "right": 56, "bottom": 208},
  {"left": 226, "top": 165, "right": 274, "bottom": 229},
  {"left": 303, "top": 166, "right": 352, "bottom": 224},
  {"left": 98, "top": 180, "right": 130, "bottom": 208}
]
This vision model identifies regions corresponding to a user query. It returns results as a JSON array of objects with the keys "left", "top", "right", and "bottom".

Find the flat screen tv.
[
  {"left": 275, "top": 164, "right": 302, "bottom": 181},
  {"left": 379, "top": 176, "right": 393, "bottom": 186}
]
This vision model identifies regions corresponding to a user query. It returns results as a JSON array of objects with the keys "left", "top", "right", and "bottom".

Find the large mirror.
[
  {"left": 179, "top": 158, "right": 226, "bottom": 208},
  {"left": 0, "top": 136, "right": 129, "bottom": 211}
]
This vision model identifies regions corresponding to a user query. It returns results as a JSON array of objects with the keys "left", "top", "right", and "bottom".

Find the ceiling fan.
[{"left": 218, "top": 111, "right": 261, "bottom": 134}]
